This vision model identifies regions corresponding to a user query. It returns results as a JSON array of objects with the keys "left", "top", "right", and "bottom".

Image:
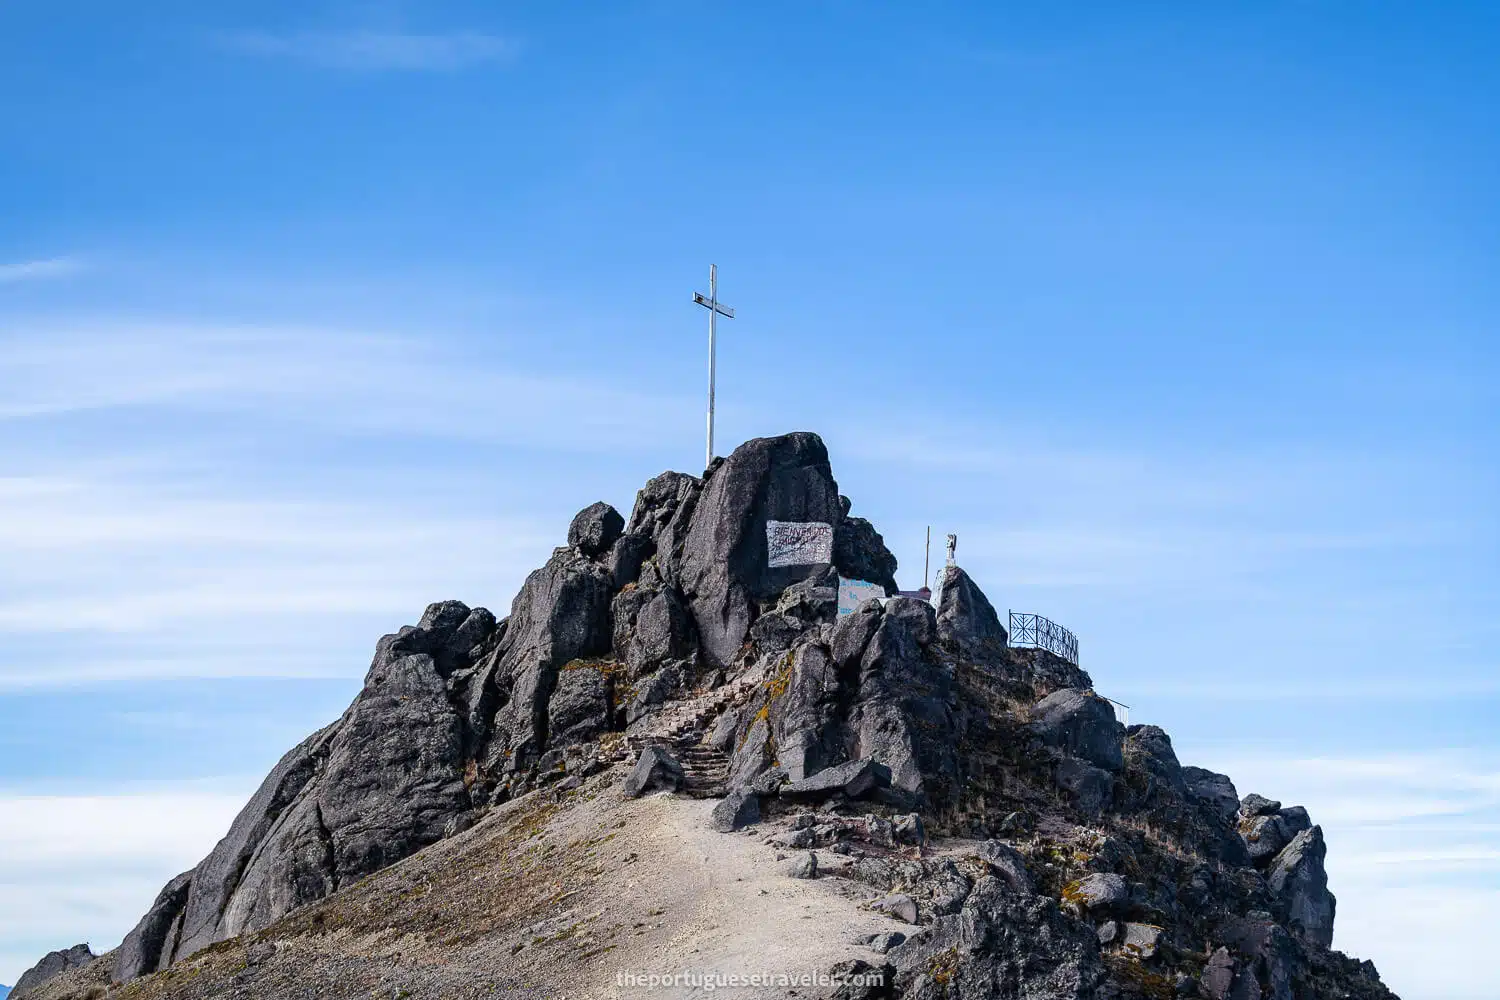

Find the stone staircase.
[{"left": 598, "top": 666, "right": 766, "bottom": 799}]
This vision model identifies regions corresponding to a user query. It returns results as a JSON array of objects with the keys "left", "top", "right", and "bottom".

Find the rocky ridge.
[{"left": 15, "top": 432, "right": 1397, "bottom": 1000}]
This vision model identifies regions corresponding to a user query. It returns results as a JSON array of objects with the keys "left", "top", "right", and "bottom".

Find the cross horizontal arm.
[{"left": 693, "top": 292, "right": 735, "bottom": 319}]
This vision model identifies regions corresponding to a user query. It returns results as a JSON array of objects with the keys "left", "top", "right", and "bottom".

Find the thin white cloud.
[
  {"left": 0, "top": 786, "right": 251, "bottom": 986},
  {"left": 0, "top": 258, "right": 82, "bottom": 284},
  {"left": 224, "top": 29, "right": 518, "bottom": 72},
  {"left": 0, "top": 322, "right": 695, "bottom": 450}
]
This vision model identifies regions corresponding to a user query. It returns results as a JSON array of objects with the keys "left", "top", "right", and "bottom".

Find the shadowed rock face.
[{"left": 90, "top": 431, "right": 1387, "bottom": 999}]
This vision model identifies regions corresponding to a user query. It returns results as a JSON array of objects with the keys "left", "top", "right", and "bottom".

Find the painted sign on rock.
[
  {"left": 837, "top": 577, "right": 887, "bottom": 616},
  {"left": 765, "top": 520, "right": 834, "bottom": 568}
]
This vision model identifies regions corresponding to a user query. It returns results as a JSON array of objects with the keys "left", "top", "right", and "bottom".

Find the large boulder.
[
  {"left": 708, "top": 789, "right": 761, "bottom": 832},
  {"left": 623, "top": 745, "right": 684, "bottom": 797},
  {"left": 1030, "top": 688, "right": 1124, "bottom": 771},
  {"left": 678, "top": 433, "right": 844, "bottom": 666},
  {"left": 1267, "top": 826, "right": 1336, "bottom": 947},
  {"left": 12, "top": 944, "right": 94, "bottom": 999},
  {"left": 934, "top": 565, "right": 1007, "bottom": 652},
  {"left": 568, "top": 501, "right": 624, "bottom": 557},
  {"left": 781, "top": 757, "right": 885, "bottom": 801},
  {"left": 1184, "top": 766, "right": 1240, "bottom": 822}
]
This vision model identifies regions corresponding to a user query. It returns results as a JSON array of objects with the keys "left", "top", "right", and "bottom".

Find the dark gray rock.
[
  {"left": 1240, "top": 792, "right": 1282, "bottom": 817},
  {"left": 874, "top": 892, "right": 919, "bottom": 924},
  {"left": 1066, "top": 872, "right": 1129, "bottom": 915},
  {"left": 568, "top": 501, "right": 624, "bottom": 557},
  {"left": 862, "top": 930, "right": 906, "bottom": 954},
  {"left": 767, "top": 641, "right": 844, "bottom": 783},
  {"left": 1201, "top": 947, "right": 1237, "bottom": 1000},
  {"left": 678, "top": 433, "right": 844, "bottom": 666},
  {"left": 547, "top": 662, "right": 612, "bottom": 746},
  {"left": 1126, "top": 724, "right": 1186, "bottom": 797},
  {"left": 1267, "top": 826, "right": 1336, "bottom": 947},
  {"left": 1241, "top": 812, "right": 1291, "bottom": 864},
  {"left": 12, "top": 945, "right": 94, "bottom": 999},
  {"left": 1184, "top": 766, "right": 1240, "bottom": 822},
  {"left": 834, "top": 514, "right": 898, "bottom": 596},
  {"left": 1278, "top": 805, "right": 1312, "bottom": 837},
  {"left": 606, "top": 531, "right": 654, "bottom": 589},
  {"left": 626, "top": 588, "right": 693, "bottom": 671},
  {"left": 622, "top": 745, "right": 684, "bottom": 798},
  {"left": 443, "top": 811, "right": 480, "bottom": 837},
  {"left": 623, "top": 471, "right": 702, "bottom": 583},
  {"left": 829, "top": 959, "right": 897, "bottom": 1000},
  {"left": 882, "top": 596, "right": 935, "bottom": 647},
  {"left": 1055, "top": 756, "right": 1114, "bottom": 814},
  {"left": 482, "top": 548, "right": 614, "bottom": 776},
  {"left": 708, "top": 789, "right": 760, "bottom": 832},
  {"left": 769, "top": 827, "right": 816, "bottom": 849},
  {"left": 890, "top": 877, "right": 1105, "bottom": 999},
  {"left": 747, "top": 611, "right": 807, "bottom": 653},
  {"left": 1031, "top": 688, "right": 1123, "bottom": 771},
  {"left": 934, "top": 565, "right": 1007, "bottom": 651},
  {"left": 114, "top": 871, "right": 192, "bottom": 982},
  {"left": 787, "top": 851, "right": 819, "bottom": 878},
  {"left": 781, "top": 757, "right": 885, "bottom": 801},
  {"left": 744, "top": 766, "right": 788, "bottom": 797},
  {"left": 624, "top": 660, "right": 689, "bottom": 725},
  {"left": 892, "top": 813, "right": 925, "bottom": 845},
  {"left": 976, "top": 840, "right": 1033, "bottom": 893}
]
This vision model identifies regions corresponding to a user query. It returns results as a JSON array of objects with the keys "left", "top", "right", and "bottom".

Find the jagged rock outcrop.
[
  {"left": 11, "top": 945, "right": 93, "bottom": 1000},
  {"left": 78, "top": 430, "right": 1392, "bottom": 1000},
  {"left": 890, "top": 877, "right": 1106, "bottom": 998},
  {"left": 1268, "top": 826, "right": 1337, "bottom": 947},
  {"left": 678, "top": 431, "right": 844, "bottom": 665}
]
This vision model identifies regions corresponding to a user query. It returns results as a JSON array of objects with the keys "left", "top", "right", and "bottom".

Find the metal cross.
[{"left": 693, "top": 264, "right": 735, "bottom": 469}]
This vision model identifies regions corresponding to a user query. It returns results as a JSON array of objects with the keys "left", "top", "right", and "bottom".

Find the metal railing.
[{"left": 1008, "top": 611, "right": 1079, "bottom": 666}]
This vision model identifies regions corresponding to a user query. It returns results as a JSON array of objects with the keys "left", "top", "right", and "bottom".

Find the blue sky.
[{"left": 1, "top": 2, "right": 1496, "bottom": 996}]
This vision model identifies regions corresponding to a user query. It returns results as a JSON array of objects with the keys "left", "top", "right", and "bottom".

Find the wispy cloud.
[
  {"left": 0, "top": 257, "right": 83, "bottom": 284},
  {"left": 0, "top": 785, "right": 251, "bottom": 985},
  {"left": 224, "top": 29, "right": 518, "bottom": 72},
  {"left": 0, "top": 321, "right": 694, "bottom": 449}
]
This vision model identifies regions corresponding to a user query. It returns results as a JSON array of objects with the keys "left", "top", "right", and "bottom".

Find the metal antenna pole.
[
  {"left": 693, "top": 265, "right": 735, "bottom": 470},
  {"left": 924, "top": 525, "right": 931, "bottom": 589}
]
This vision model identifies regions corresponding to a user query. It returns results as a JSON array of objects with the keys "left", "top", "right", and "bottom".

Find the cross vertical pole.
[
  {"left": 706, "top": 264, "right": 717, "bottom": 469},
  {"left": 693, "top": 265, "right": 735, "bottom": 471}
]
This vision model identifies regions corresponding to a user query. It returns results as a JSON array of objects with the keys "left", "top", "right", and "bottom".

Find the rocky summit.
[{"left": 18, "top": 432, "right": 1398, "bottom": 1000}]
